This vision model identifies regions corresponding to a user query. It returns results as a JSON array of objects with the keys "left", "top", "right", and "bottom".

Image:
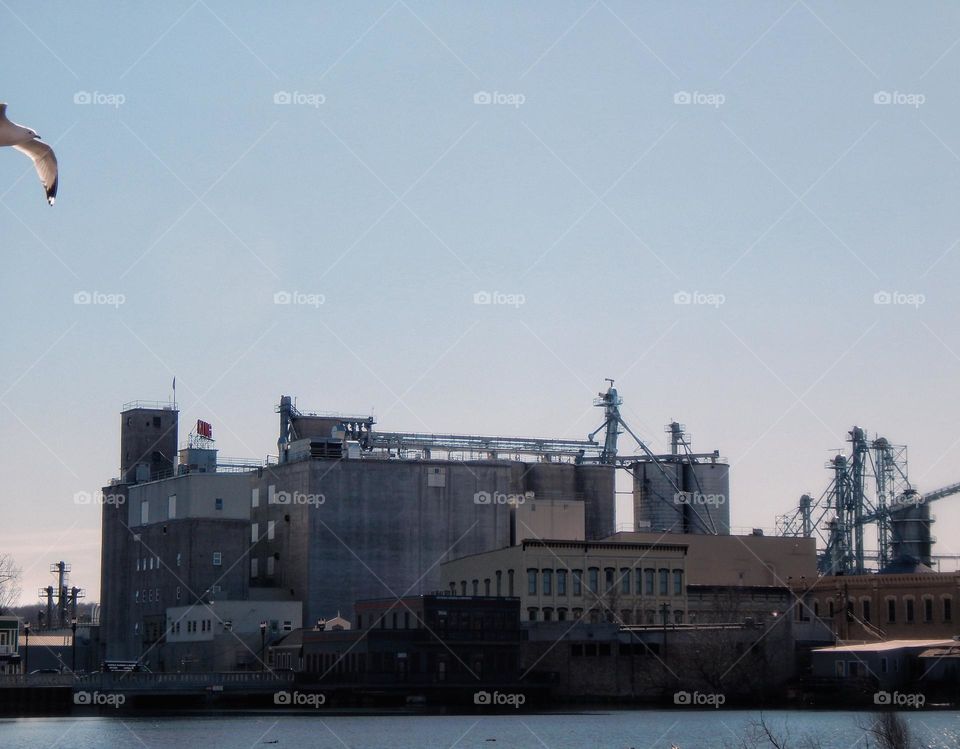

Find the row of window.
[
  {"left": 135, "top": 552, "right": 221, "bottom": 571},
  {"left": 250, "top": 557, "right": 275, "bottom": 577},
  {"left": 138, "top": 495, "right": 224, "bottom": 525},
  {"left": 811, "top": 595, "right": 952, "bottom": 625},
  {"left": 526, "top": 606, "right": 686, "bottom": 624},
  {"left": 449, "top": 567, "right": 684, "bottom": 599},
  {"left": 251, "top": 521, "right": 275, "bottom": 542},
  {"left": 135, "top": 587, "right": 179, "bottom": 604}
]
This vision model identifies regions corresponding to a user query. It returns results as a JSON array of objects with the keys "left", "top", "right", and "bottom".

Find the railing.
[
  {"left": 0, "top": 671, "right": 295, "bottom": 690},
  {"left": 122, "top": 400, "right": 177, "bottom": 411}
]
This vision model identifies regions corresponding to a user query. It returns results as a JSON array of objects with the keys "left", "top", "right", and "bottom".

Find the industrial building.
[{"left": 100, "top": 383, "right": 753, "bottom": 669}]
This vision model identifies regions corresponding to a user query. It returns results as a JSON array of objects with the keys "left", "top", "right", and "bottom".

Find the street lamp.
[
  {"left": 71, "top": 619, "right": 78, "bottom": 673},
  {"left": 23, "top": 622, "right": 30, "bottom": 675},
  {"left": 259, "top": 621, "right": 268, "bottom": 672}
]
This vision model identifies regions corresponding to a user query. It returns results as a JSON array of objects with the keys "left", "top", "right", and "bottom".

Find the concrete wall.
[
  {"left": 609, "top": 532, "right": 817, "bottom": 587},
  {"left": 247, "top": 457, "right": 614, "bottom": 627},
  {"left": 128, "top": 473, "right": 252, "bottom": 526},
  {"left": 513, "top": 499, "right": 585, "bottom": 543}
]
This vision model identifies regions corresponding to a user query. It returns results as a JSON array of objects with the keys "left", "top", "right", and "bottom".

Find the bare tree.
[
  {"left": 0, "top": 554, "right": 22, "bottom": 614},
  {"left": 862, "top": 713, "right": 924, "bottom": 749}
]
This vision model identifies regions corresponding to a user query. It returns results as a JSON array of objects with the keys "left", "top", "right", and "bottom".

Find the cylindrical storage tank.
[
  {"left": 890, "top": 502, "right": 934, "bottom": 567},
  {"left": 682, "top": 461, "right": 731, "bottom": 535},
  {"left": 633, "top": 460, "right": 685, "bottom": 533}
]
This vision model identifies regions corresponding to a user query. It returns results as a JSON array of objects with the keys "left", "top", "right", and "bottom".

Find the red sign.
[{"left": 196, "top": 420, "right": 213, "bottom": 439}]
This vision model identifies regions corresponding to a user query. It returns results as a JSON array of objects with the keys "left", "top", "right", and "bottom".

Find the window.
[
  {"left": 251, "top": 523, "right": 259, "bottom": 543},
  {"left": 558, "top": 608, "right": 567, "bottom": 621},
  {"left": 573, "top": 570, "right": 583, "bottom": 596},
  {"left": 496, "top": 570, "right": 502, "bottom": 596},
  {"left": 621, "top": 609, "right": 632, "bottom": 624},
  {"left": 906, "top": 599, "right": 915, "bottom": 623},
  {"left": 168, "top": 494, "right": 176, "bottom": 519},
  {"left": 945, "top": 598, "right": 953, "bottom": 622},
  {"left": 543, "top": 608, "right": 553, "bottom": 621},
  {"left": 484, "top": 578, "right": 491, "bottom": 596},
  {"left": 659, "top": 569, "right": 669, "bottom": 596},
  {"left": 213, "top": 551, "right": 222, "bottom": 566},
  {"left": 136, "top": 558, "right": 141, "bottom": 571},
  {"left": 923, "top": 597, "right": 933, "bottom": 623},
  {"left": 267, "top": 520, "right": 275, "bottom": 540},
  {"left": 176, "top": 586, "right": 181, "bottom": 601},
  {"left": 251, "top": 558, "right": 259, "bottom": 578},
  {"left": 266, "top": 556, "right": 275, "bottom": 576},
  {"left": 674, "top": 610, "right": 684, "bottom": 624},
  {"left": 528, "top": 608, "right": 538, "bottom": 622},
  {"left": 215, "top": 497, "right": 223, "bottom": 511},
  {"left": 644, "top": 569, "right": 654, "bottom": 595},
  {"left": 251, "top": 488, "right": 259, "bottom": 508},
  {"left": 149, "top": 557, "right": 154, "bottom": 570},
  {"left": 620, "top": 568, "right": 630, "bottom": 594},
  {"left": 472, "top": 579, "right": 479, "bottom": 595},
  {"left": 461, "top": 580, "right": 467, "bottom": 596},
  {"left": 605, "top": 567, "right": 615, "bottom": 592},
  {"left": 673, "top": 570, "right": 683, "bottom": 596},
  {"left": 542, "top": 570, "right": 552, "bottom": 596},
  {"left": 862, "top": 600, "right": 871, "bottom": 622},
  {"left": 176, "top": 553, "right": 181, "bottom": 567},
  {"left": 887, "top": 599, "right": 896, "bottom": 623},
  {"left": 134, "top": 590, "right": 139, "bottom": 603},
  {"left": 588, "top": 568, "right": 599, "bottom": 593},
  {"left": 557, "top": 569, "right": 567, "bottom": 596},
  {"left": 528, "top": 569, "right": 538, "bottom": 596},
  {"left": 508, "top": 570, "right": 514, "bottom": 597},
  {"left": 140, "top": 501, "right": 149, "bottom": 525}
]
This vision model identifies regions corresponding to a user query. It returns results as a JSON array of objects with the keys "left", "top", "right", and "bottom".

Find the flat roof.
[{"left": 813, "top": 639, "right": 955, "bottom": 654}]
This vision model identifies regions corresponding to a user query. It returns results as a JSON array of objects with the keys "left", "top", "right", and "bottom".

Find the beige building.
[
  {"left": 793, "top": 571, "right": 960, "bottom": 641},
  {"left": 607, "top": 532, "right": 817, "bottom": 586},
  {"left": 440, "top": 537, "right": 688, "bottom": 624}
]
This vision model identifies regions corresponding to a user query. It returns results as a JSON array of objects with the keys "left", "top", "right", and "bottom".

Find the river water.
[{"left": 2, "top": 711, "right": 959, "bottom": 748}]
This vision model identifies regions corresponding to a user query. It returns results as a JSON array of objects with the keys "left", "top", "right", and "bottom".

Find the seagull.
[{"left": 0, "top": 103, "right": 58, "bottom": 205}]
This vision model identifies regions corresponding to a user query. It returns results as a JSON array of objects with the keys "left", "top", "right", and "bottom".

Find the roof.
[
  {"left": 919, "top": 645, "right": 960, "bottom": 659},
  {"left": 813, "top": 639, "right": 955, "bottom": 654}
]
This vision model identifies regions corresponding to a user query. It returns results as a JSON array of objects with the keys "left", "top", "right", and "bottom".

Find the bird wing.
[{"left": 13, "top": 139, "right": 58, "bottom": 205}]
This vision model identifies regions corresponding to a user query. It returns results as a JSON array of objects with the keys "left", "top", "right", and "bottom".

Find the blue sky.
[{"left": 3, "top": 1, "right": 960, "bottom": 601}]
